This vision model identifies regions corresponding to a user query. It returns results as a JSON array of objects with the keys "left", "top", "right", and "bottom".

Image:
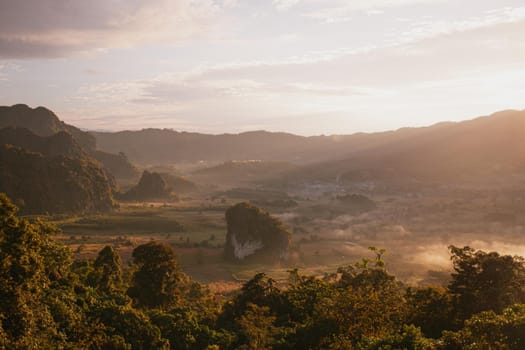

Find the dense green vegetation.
[
  {"left": 0, "top": 144, "right": 117, "bottom": 215},
  {"left": 1, "top": 193, "right": 525, "bottom": 349},
  {"left": 0, "top": 104, "right": 144, "bottom": 215},
  {"left": 0, "top": 127, "right": 86, "bottom": 158},
  {"left": 0, "top": 104, "right": 138, "bottom": 180}
]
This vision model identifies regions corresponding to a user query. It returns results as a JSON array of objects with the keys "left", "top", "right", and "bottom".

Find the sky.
[{"left": 0, "top": 0, "right": 524, "bottom": 135}]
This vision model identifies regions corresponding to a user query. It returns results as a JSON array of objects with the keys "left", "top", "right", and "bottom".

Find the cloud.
[
  {"left": 0, "top": 0, "right": 228, "bottom": 59},
  {"left": 188, "top": 7, "right": 525, "bottom": 88},
  {"left": 301, "top": 0, "right": 444, "bottom": 23},
  {"left": 67, "top": 68, "right": 372, "bottom": 134},
  {"left": 391, "top": 6, "right": 525, "bottom": 45},
  {"left": 76, "top": 72, "right": 366, "bottom": 108},
  {"left": 13, "top": 2, "right": 523, "bottom": 134},
  {"left": 273, "top": 0, "right": 301, "bottom": 12},
  {"left": 0, "top": 61, "right": 23, "bottom": 81},
  {"left": 61, "top": 3, "right": 525, "bottom": 133}
]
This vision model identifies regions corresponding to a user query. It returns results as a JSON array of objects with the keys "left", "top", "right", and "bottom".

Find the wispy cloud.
[
  {"left": 0, "top": 62, "right": 23, "bottom": 81},
  {"left": 0, "top": 0, "right": 232, "bottom": 59},
  {"left": 273, "top": 0, "right": 302, "bottom": 12},
  {"left": 301, "top": 0, "right": 445, "bottom": 23},
  {"left": 2, "top": 1, "right": 525, "bottom": 135},
  {"left": 391, "top": 6, "right": 525, "bottom": 44}
]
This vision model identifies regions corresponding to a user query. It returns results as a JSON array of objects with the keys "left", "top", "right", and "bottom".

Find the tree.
[
  {"left": 236, "top": 303, "right": 279, "bottom": 350},
  {"left": 149, "top": 308, "right": 201, "bottom": 350},
  {"left": 440, "top": 304, "right": 525, "bottom": 349},
  {"left": 406, "top": 286, "right": 454, "bottom": 338},
  {"left": 89, "top": 245, "right": 123, "bottom": 292},
  {"left": 90, "top": 302, "right": 169, "bottom": 350},
  {"left": 285, "top": 272, "right": 333, "bottom": 323},
  {"left": 127, "top": 242, "right": 188, "bottom": 308},
  {"left": 283, "top": 274, "right": 338, "bottom": 348},
  {"left": 284, "top": 251, "right": 407, "bottom": 349},
  {"left": 0, "top": 193, "right": 72, "bottom": 347},
  {"left": 448, "top": 246, "right": 525, "bottom": 322},
  {"left": 358, "top": 325, "right": 435, "bottom": 350},
  {"left": 218, "top": 273, "right": 284, "bottom": 329}
]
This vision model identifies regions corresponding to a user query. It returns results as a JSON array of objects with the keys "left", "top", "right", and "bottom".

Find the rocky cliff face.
[{"left": 224, "top": 202, "right": 291, "bottom": 262}]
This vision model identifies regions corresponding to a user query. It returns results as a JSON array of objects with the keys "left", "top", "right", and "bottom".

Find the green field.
[{"left": 49, "top": 195, "right": 497, "bottom": 290}]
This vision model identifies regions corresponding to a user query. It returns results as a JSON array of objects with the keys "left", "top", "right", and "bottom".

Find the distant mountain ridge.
[
  {"left": 192, "top": 160, "right": 296, "bottom": 185},
  {"left": 95, "top": 107, "right": 525, "bottom": 187},
  {"left": 280, "top": 109, "right": 525, "bottom": 185},
  {"left": 93, "top": 128, "right": 315, "bottom": 165},
  {"left": 3, "top": 103, "right": 525, "bottom": 191},
  {"left": 91, "top": 114, "right": 493, "bottom": 166}
]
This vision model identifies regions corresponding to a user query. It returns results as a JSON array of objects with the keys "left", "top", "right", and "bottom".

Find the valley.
[
  {"left": 46, "top": 177, "right": 525, "bottom": 290},
  {"left": 3, "top": 105, "right": 525, "bottom": 291},
  {"left": 2, "top": 104, "right": 525, "bottom": 348}
]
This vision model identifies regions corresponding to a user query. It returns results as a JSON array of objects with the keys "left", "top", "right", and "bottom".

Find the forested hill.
[
  {"left": 0, "top": 104, "right": 96, "bottom": 150},
  {"left": 0, "top": 107, "right": 122, "bottom": 214},
  {"left": 0, "top": 104, "right": 139, "bottom": 179},
  {"left": 3, "top": 104, "right": 525, "bottom": 187},
  {"left": 0, "top": 126, "right": 86, "bottom": 158},
  {"left": 0, "top": 144, "right": 117, "bottom": 214},
  {"left": 280, "top": 109, "right": 525, "bottom": 185}
]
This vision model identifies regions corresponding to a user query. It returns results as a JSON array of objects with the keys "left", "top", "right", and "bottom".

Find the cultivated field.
[{"left": 47, "top": 184, "right": 525, "bottom": 293}]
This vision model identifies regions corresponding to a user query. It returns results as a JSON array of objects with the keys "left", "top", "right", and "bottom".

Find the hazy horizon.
[
  {"left": 1, "top": 0, "right": 525, "bottom": 135},
  {"left": 4, "top": 103, "right": 520, "bottom": 138}
]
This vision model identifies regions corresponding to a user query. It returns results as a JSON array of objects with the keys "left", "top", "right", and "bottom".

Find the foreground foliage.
[{"left": 1, "top": 193, "right": 525, "bottom": 349}]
